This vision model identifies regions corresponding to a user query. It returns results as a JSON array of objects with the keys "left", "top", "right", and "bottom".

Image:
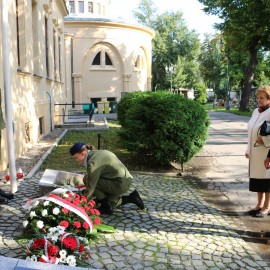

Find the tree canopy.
[
  {"left": 198, "top": 0, "right": 270, "bottom": 111},
  {"left": 133, "top": 0, "right": 202, "bottom": 92}
]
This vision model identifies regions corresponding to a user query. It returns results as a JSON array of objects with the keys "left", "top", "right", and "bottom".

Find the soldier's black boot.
[
  {"left": 121, "top": 190, "right": 144, "bottom": 210},
  {"left": 97, "top": 200, "right": 114, "bottom": 215},
  {"left": 0, "top": 196, "right": 7, "bottom": 204}
]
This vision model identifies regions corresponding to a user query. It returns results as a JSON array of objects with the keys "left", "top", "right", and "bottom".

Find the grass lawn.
[
  {"left": 203, "top": 103, "right": 252, "bottom": 117},
  {"left": 41, "top": 121, "right": 177, "bottom": 173}
]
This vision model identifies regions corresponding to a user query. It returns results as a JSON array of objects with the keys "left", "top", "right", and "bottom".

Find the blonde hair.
[{"left": 256, "top": 85, "right": 270, "bottom": 99}]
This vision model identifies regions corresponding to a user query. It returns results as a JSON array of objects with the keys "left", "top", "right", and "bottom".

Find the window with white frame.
[
  {"left": 16, "top": 0, "right": 26, "bottom": 69},
  {"left": 88, "top": 2, "right": 93, "bottom": 13},
  {"left": 32, "top": 0, "right": 39, "bottom": 74},
  {"left": 69, "top": 1, "right": 75, "bottom": 13},
  {"left": 78, "top": 1, "right": 84, "bottom": 13},
  {"left": 91, "top": 50, "right": 114, "bottom": 69}
]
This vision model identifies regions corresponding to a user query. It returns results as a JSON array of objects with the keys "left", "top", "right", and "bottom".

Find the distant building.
[
  {"left": 172, "top": 88, "right": 195, "bottom": 99},
  {"left": 64, "top": 0, "right": 155, "bottom": 112}
]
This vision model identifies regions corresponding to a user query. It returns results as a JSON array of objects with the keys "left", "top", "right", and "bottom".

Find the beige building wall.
[
  {"left": 64, "top": 0, "right": 155, "bottom": 111},
  {"left": 0, "top": 2, "right": 5, "bottom": 168},
  {"left": 0, "top": 0, "right": 68, "bottom": 170}
]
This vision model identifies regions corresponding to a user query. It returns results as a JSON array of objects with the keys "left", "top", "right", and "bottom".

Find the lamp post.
[
  {"left": 219, "top": 39, "right": 230, "bottom": 110},
  {"left": 225, "top": 51, "right": 230, "bottom": 110},
  {"left": 166, "top": 66, "right": 173, "bottom": 91}
]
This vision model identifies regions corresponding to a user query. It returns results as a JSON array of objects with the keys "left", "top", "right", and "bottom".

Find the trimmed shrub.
[{"left": 117, "top": 91, "right": 209, "bottom": 168}]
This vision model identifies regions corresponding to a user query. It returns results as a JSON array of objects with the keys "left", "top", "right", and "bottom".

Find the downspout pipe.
[
  {"left": 46, "top": 91, "right": 53, "bottom": 132},
  {"left": 2, "top": 0, "right": 17, "bottom": 193}
]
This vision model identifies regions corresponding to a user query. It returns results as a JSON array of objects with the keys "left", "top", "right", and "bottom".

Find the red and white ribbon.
[
  {"left": 40, "top": 255, "right": 59, "bottom": 264},
  {"left": 44, "top": 193, "right": 93, "bottom": 232}
]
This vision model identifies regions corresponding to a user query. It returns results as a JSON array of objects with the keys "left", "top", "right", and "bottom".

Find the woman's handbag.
[
  {"left": 254, "top": 120, "right": 270, "bottom": 147},
  {"left": 259, "top": 120, "right": 270, "bottom": 136}
]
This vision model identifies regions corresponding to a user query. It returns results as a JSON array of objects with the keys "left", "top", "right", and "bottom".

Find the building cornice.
[{"left": 64, "top": 17, "right": 155, "bottom": 38}]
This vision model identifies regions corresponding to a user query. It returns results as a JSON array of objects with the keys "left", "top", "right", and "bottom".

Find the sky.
[{"left": 109, "top": 0, "right": 222, "bottom": 40}]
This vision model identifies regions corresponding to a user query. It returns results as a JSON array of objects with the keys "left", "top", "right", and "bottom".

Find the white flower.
[
  {"left": 23, "top": 220, "right": 28, "bottom": 227},
  {"left": 59, "top": 256, "right": 66, "bottom": 263},
  {"left": 43, "top": 201, "right": 49, "bottom": 206},
  {"left": 29, "top": 211, "right": 36, "bottom": 219},
  {"left": 36, "top": 220, "right": 44, "bottom": 229},
  {"left": 46, "top": 233, "right": 53, "bottom": 239},
  {"left": 33, "top": 201, "right": 39, "bottom": 207},
  {"left": 41, "top": 209, "right": 48, "bottom": 217},
  {"left": 63, "top": 194, "right": 69, "bottom": 198},
  {"left": 59, "top": 249, "right": 67, "bottom": 257},
  {"left": 51, "top": 234, "right": 58, "bottom": 242},
  {"left": 52, "top": 207, "right": 60, "bottom": 215},
  {"left": 66, "top": 255, "right": 76, "bottom": 266},
  {"left": 57, "top": 226, "right": 65, "bottom": 234},
  {"left": 48, "top": 227, "right": 57, "bottom": 233},
  {"left": 30, "top": 255, "right": 37, "bottom": 262}
]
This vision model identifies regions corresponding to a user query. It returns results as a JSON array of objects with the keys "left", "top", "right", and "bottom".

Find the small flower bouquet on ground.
[
  {"left": 20, "top": 188, "right": 114, "bottom": 266},
  {"left": 25, "top": 226, "right": 91, "bottom": 267},
  {"left": 23, "top": 189, "right": 102, "bottom": 238}
]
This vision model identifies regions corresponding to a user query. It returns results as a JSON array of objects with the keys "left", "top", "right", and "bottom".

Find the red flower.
[
  {"left": 62, "top": 208, "right": 69, "bottom": 214},
  {"left": 73, "top": 199, "right": 81, "bottom": 206},
  {"left": 60, "top": 220, "right": 69, "bottom": 228},
  {"left": 84, "top": 253, "right": 90, "bottom": 259},
  {"left": 89, "top": 200, "right": 96, "bottom": 207},
  {"left": 65, "top": 197, "right": 72, "bottom": 202},
  {"left": 73, "top": 221, "right": 81, "bottom": 228},
  {"left": 94, "top": 209, "right": 100, "bottom": 216},
  {"left": 94, "top": 218, "right": 101, "bottom": 225},
  {"left": 83, "top": 221, "right": 90, "bottom": 229},
  {"left": 62, "top": 236, "right": 77, "bottom": 250},
  {"left": 67, "top": 191, "right": 73, "bottom": 197},
  {"left": 89, "top": 209, "right": 96, "bottom": 215},
  {"left": 32, "top": 238, "right": 45, "bottom": 249},
  {"left": 84, "top": 206, "right": 90, "bottom": 212},
  {"left": 79, "top": 243, "right": 85, "bottom": 252},
  {"left": 48, "top": 245, "right": 59, "bottom": 256},
  {"left": 81, "top": 196, "right": 87, "bottom": 203}
]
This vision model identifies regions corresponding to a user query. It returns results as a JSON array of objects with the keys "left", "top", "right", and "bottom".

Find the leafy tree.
[
  {"left": 193, "top": 83, "right": 207, "bottom": 104},
  {"left": 199, "top": 35, "right": 225, "bottom": 101},
  {"left": 198, "top": 0, "right": 270, "bottom": 111},
  {"left": 133, "top": 0, "right": 158, "bottom": 26},
  {"left": 134, "top": 1, "right": 201, "bottom": 91}
]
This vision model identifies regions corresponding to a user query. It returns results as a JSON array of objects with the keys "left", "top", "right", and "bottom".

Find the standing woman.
[{"left": 246, "top": 85, "right": 270, "bottom": 217}]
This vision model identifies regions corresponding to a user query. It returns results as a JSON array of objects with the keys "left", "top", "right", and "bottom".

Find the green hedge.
[{"left": 117, "top": 91, "right": 210, "bottom": 168}]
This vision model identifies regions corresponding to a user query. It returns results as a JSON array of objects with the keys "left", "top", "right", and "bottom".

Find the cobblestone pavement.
[
  {"left": 1, "top": 171, "right": 270, "bottom": 269},
  {"left": 1, "top": 114, "right": 270, "bottom": 269}
]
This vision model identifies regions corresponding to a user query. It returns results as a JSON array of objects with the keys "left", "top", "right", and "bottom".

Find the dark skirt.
[{"left": 249, "top": 178, "right": 270, "bottom": 192}]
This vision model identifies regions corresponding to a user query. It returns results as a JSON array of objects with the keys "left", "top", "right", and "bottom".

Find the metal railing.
[{"left": 54, "top": 102, "right": 94, "bottom": 122}]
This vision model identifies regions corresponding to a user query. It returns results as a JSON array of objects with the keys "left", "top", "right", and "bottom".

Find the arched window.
[
  {"left": 135, "top": 56, "right": 141, "bottom": 69},
  {"left": 134, "top": 48, "right": 146, "bottom": 71},
  {"left": 105, "top": 52, "right": 112, "bottom": 65},
  {"left": 91, "top": 50, "right": 114, "bottom": 69},
  {"left": 92, "top": 51, "right": 101, "bottom": 65}
]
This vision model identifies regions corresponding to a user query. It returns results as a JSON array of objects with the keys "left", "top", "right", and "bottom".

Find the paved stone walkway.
[{"left": 1, "top": 171, "right": 270, "bottom": 269}]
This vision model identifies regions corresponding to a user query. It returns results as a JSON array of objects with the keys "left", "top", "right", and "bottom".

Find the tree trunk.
[{"left": 239, "top": 38, "right": 260, "bottom": 111}]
